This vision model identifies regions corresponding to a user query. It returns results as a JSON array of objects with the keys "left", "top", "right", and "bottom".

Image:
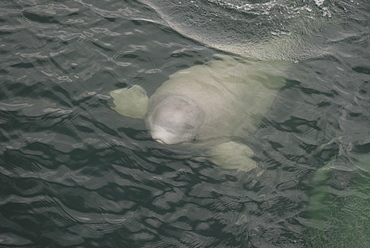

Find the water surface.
[{"left": 1, "top": 0, "right": 369, "bottom": 247}]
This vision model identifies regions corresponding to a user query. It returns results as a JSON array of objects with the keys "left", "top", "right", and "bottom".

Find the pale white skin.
[
  {"left": 146, "top": 56, "right": 285, "bottom": 144},
  {"left": 146, "top": 94, "right": 205, "bottom": 144},
  {"left": 111, "top": 55, "right": 287, "bottom": 170}
]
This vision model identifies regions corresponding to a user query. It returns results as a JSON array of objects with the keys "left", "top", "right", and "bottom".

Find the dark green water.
[{"left": 0, "top": 0, "right": 369, "bottom": 247}]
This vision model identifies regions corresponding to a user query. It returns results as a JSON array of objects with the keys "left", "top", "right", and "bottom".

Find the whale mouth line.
[{"left": 154, "top": 138, "right": 166, "bottom": 144}]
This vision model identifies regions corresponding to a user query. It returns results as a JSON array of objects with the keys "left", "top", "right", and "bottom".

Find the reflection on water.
[{"left": 0, "top": 0, "right": 369, "bottom": 247}]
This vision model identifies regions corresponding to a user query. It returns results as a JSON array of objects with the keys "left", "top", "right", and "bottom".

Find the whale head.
[{"left": 146, "top": 95, "right": 205, "bottom": 145}]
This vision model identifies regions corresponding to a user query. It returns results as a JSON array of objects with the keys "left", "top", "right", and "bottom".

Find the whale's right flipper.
[{"left": 110, "top": 85, "right": 149, "bottom": 119}]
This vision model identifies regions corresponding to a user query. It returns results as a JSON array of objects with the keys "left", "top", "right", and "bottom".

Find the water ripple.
[{"left": 0, "top": 0, "right": 369, "bottom": 247}]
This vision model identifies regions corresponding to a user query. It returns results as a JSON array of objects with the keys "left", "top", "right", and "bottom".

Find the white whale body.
[{"left": 110, "top": 55, "right": 288, "bottom": 171}]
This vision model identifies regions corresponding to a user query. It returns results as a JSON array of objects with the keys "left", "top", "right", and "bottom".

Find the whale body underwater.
[{"left": 110, "top": 55, "right": 288, "bottom": 171}]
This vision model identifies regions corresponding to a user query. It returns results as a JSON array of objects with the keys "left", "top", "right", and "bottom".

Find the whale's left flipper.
[{"left": 208, "top": 141, "right": 257, "bottom": 172}]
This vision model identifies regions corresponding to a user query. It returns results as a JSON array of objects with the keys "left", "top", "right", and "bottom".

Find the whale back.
[{"left": 146, "top": 56, "right": 287, "bottom": 143}]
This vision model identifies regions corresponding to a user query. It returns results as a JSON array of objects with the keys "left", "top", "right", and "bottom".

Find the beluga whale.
[
  {"left": 110, "top": 55, "right": 288, "bottom": 171},
  {"left": 109, "top": 0, "right": 335, "bottom": 171}
]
